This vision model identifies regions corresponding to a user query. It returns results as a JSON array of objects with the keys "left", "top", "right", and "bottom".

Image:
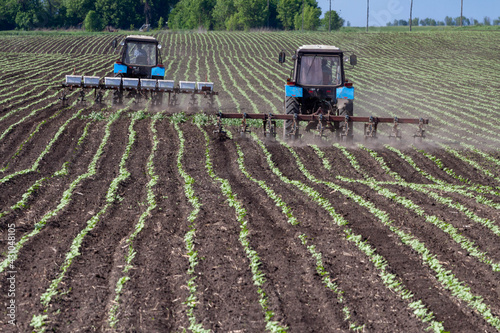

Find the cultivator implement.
[
  {"left": 214, "top": 111, "right": 428, "bottom": 142},
  {"left": 59, "top": 75, "right": 218, "bottom": 107}
]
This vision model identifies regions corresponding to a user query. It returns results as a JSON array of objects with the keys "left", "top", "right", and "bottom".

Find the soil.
[{"left": 1, "top": 32, "right": 500, "bottom": 333}]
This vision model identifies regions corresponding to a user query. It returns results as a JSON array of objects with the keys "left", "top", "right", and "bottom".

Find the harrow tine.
[
  {"left": 169, "top": 92, "right": 178, "bottom": 107},
  {"left": 213, "top": 111, "right": 227, "bottom": 141},
  {"left": 206, "top": 94, "right": 215, "bottom": 110},
  {"left": 78, "top": 89, "right": 86, "bottom": 103},
  {"left": 389, "top": 117, "right": 402, "bottom": 140},
  {"left": 413, "top": 118, "right": 426, "bottom": 143},
  {"left": 263, "top": 113, "right": 277, "bottom": 139},
  {"left": 240, "top": 113, "right": 251, "bottom": 138},
  {"left": 340, "top": 115, "right": 353, "bottom": 143}
]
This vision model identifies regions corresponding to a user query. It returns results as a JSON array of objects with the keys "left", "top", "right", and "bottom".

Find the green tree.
[
  {"left": 277, "top": 0, "right": 300, "bottom": 30},
  {"left": 293, "top": 3, "right": 320, "bottom": 30},
  {"left": 0, "top": 0, "right": 19, "bottom": 29},
  {"left": 84, "top": 9, "right": 104, "bottom": 31},
  {"left": 95, "top": 0, "right": 143, "bottom": 29},
  {"left": 233, "top": 0, "right": 268, "bottom": 29},
  {"left": 157, "top": 16, "right": 165, "bottom": 29},
  {"left": 62, "top": 0, "right": 96, "bottom": 26},
  {"left": 321, "top": 10, "right": 344, "bottom": 30},
  {"left": 444, "top": 16, "right": 455, "bottom": 26}
]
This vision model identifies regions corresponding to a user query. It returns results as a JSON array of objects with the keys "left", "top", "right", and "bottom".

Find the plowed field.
[{"left": 1, "top": 31, "right": 500, "bottom": 332}]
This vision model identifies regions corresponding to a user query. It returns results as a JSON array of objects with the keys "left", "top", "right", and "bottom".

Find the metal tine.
[
  {"left": 315, "top": 113, "right": 328, "bottom": 140},
  {"left": 290, "top": 113, "right": 301, "bottom": 141},
  {"left": 340, "top": 115, "right": 353, "bottom": 143},
  {"left": 240, "top": 113, "right": 251, "bottom": 138},
  {"left": 263, "top": 113, "right": 277, "bottom": 139},
  {"left": 213, "top": 111, "right": 227, "bottom": 141},
  {"left": 413, "top": 118, "right": 426, "bottom": 143}
]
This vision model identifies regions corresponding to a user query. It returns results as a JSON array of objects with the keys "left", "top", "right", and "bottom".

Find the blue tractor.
[
  {"left": 215, "top": 45, "right": 427, "bottom": 142},
  {"left": 280, "top": 45, "right": 356, "bottom": 139}
]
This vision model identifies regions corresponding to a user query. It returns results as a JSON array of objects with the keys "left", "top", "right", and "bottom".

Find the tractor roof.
[
  {"left": 297, "top": 45, "right": 342, "bottom": 54},
  {"left": 125, "top": 35, "right": 158, "bottom": 43}
]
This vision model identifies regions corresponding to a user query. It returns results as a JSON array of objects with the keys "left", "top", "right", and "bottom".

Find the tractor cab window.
[
  {"left": 298, "top": 55, "right": 341, "bottom": 86},
  {"left": 124, "top": 42, "right": 157, "bottom": 66}
]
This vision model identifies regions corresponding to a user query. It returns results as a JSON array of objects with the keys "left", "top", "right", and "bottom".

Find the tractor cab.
[
  {"left": 279, "top": 45, "right": 357, "bottom": 118},
  {"left": 113, "top": 35, "right": 165, "bottom": 79}
]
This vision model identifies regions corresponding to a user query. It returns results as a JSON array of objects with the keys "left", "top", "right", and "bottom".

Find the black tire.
[{"left": 283, "top": 96, "right": 299, "bottom": 138}]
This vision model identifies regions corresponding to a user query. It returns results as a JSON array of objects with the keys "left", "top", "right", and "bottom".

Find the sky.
[{"left": 316, "top": 0, "right": 500, "bottom": 27}]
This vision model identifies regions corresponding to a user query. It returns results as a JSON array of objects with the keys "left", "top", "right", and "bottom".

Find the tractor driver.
[
  {"left": 321, "top": 58, "right": 342, "bottom": 85},
  {"left": 134, "top": 44, "right": 148, "bottom": 65}
]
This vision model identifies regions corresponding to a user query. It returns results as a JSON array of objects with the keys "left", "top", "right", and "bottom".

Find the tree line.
[
  {"left": 0, "top": 0, "right": 344, "bottom": 32},
  {"left": 387, "top": 16, "right": 500, "bottom": 27}
]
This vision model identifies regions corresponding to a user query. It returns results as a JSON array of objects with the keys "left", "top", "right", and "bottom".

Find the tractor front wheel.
[{"left": 283, "top": 96, "right": 299, "bottom": 139}]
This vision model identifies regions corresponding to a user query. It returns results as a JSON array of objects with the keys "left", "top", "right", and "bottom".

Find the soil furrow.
[
  {"left": 237, "top": 136, "right": 432, "bottom": 332},
  {"left": 181, "top": 122, "right": 266, "bottom": 332},
  {"left": 46, "top": 117, "right": 152, "bottom": 332},
  {"left": 268, "top": 141, "right": 494, "bottom": 332},
  {"left": 116, "top": 118, "right": 190, "bottom": 332},
  {"left": 0, "top": 120, "right": 103, "bottom": 245}
]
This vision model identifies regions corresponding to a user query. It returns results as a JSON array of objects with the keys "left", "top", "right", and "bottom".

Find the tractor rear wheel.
[
  {"left": 283, "top": 96, "right": 299, "bottom": 139},
  {"left": 337, "top": 99, "right": 354, "bottom": 142}
]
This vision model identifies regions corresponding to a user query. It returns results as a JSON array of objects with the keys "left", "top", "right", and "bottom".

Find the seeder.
[
  {"left": 60, "top": 75, "right": 218, "bottom": 108},
  {"left": 58, "top": 35, "right": 218, "bottom": 108},
  {"left": 214, "top": 45, "right": 428, "bottom": 142}
]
